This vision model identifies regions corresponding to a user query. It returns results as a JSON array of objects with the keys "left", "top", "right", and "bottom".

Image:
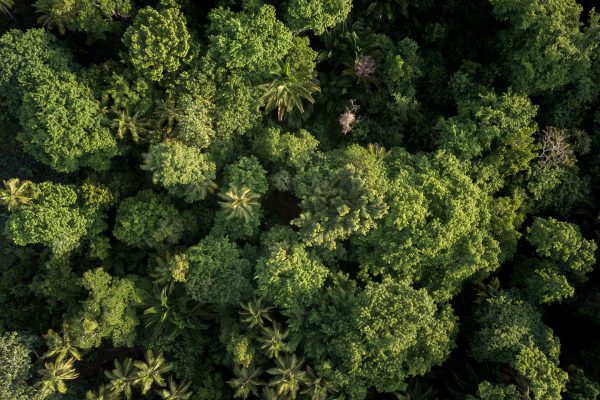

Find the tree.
[
  {"left": 303, "top": 278, "right": 457, "bottom": 397},
  {"left": 285, "top": 0, "right": 353, "bottom": 34},
  {"left": 435, "top": 90, "right": 539, "bottom": 191},
  {"left": 185, "top": 235, "right": 252, "bottom": 307},
  {"left": 113, "top": 190, "right": 186, "bottom": 248},
  {"left": 206, "top": 5, "right": 293, "bottom": 79},
  {"left": 261, "top": 58, "right": 320, "bottom": 121},
  {"left": 514, "top": 343, "right": 568, "bottom": 400},
  {"left": 466, "top": 382, "right": 524, "bottom": 400},
  {"left": 42, "top": 324, "right": 82, "bottom": 361},
  {"left": 141, "top": 141, "right": 217, "bottom": 202},
  {"left": 122, "top": 5, "right": 191, "bottom": 81},
  {"left": 0, "top": 0, "right": 13, "bottom": 15},
  {"left": 218, "top": 184, "right": 262, "bottom": 223},
  {"left": 104, "top": 357, "right": 137, "bottom": 400},
  {"left": 266, "top": 354, "right": 307, "bottom": 398},
  {"left": 488, "top": 0, "right": 596, "bottom": 119},
  {"left": 513, "top": 217, "right": 596, "bottom": 304},
  {"left": 255, "top": 243, "right": 329, "bottom": 317},
  {"left": 470, "top": 292, "right": 561, "bottom": 365},
  {"left": 4, "top": 182, "right": 102, "bottom": 255},
  {"left": 0, "top": 178, "right": 32, "bottom": 212},
  {"left": 85, "top": 384, "right": 111, "bottom": 400},
  {"left": 18, "top": 72, "right": 117, "bottom": 173},
  {"left": 37, "top": 355, "right": 79, "bottom": 397},
  {"left": 239, "top": 297, "right": 274, "bottom": 329},
  {"left": 354, "top": 149, "right": 501, "bottom": 301},
  {"left": 0, "top": 28, "right": 73, "bottom": 118},
  {"left": 143, "top": 286, "right": 205, "bottom": 342},
  {"left": 34, "top": 0, "right": 133, "bottom": 37},
  {"left": 252, "top": 128, "right": 319, "bottom": 171},
  {"left": 228, "top": 365, "right": 265, "bottom": 399},
  {"left": 134, "top": 350, "right": 173, "bottom": 394},
  {"left": 109, "top": 108, "right": 149, "bottom": 143},
  {"left": 158, "top": 377, "right": 193, "bottom": 400},
  {"left": 67, "top": 268, "right": 142, "bottom": 349},
  {"left": 292, "top": 145, "right": 388, "bottom": 250},
  {"left": 259, "top": 322, "right": 292, "bottom": 359},
  {"left": 0, "top": 332, "right": 38, "bottom": 400}
]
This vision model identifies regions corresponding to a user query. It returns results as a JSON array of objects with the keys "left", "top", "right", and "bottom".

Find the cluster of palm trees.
[
  {"left": 228, "top": 298, "right": 338, "bottom": 400},
  {"left": 34, "top": 323, "right": 192, "bottom": 399},
  {"left": 89, "top": 350, "right": 190, "bottom": 400}
]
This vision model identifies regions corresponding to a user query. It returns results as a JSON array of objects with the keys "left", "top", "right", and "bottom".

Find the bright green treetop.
[
  {"left": 113, "top": 190, "right": 186, "bottom": 248},
  {"left": 514, "top": 343, "right": 568, "bottom": 400},
  {"left": 0, "top": 28, "right": 73, "bottom": 118},
  {"left": 436, "top": 90, "right": 539, "bottom": 191},
  {"left": 141, "top": 141, "right": 217, "bottom": 202},
  {"left": 67, "top": 267, "right": 142, "bottom": 349},
  {"left": 304, "top": 278, "right": 457, "bottom": 398},
  {"left": 292, "top": 144, "right": 389, "bottom": 250},
  {"left": 285, "top": 0, "right": 353, "bottom": 34},
  {"left": 513, "top": 217, "right": 596, "bottom": 304},
  {"left": 122, "top": 5, "right": 191, "bottom": 81},
  {"left": 0, "top": 332, "right": 38, "bottom": 400},
  {"left": 489, "top": 0, "right": 592, "bottom": 96},
  {"left": 18, "top": 72, "right": 117, "bottom": 173},
  {"left": 34, "top": 0, "right": 134, "bottom": 37},
  {"left": 207, "top": 5, "right": 293, "bottom": 78},
  {"left": 255, "top": 242, "right": 329, "bottom": 316},
  {"left": 354, "top": 149, "right": 501, "bottom": 301},
  {"left": 4, "top": 182, "right": 103, "bottom": 255},
  {"left": 470, "top": 292, "right": 561, "bottom": 365},
  {"left": 185, "top": 235, "right": 252, "bottom": 307}
]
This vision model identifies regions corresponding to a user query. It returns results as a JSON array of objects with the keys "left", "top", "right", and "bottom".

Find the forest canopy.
[{"left": 1, "top": 0, "right": 600, "bottom": 399}]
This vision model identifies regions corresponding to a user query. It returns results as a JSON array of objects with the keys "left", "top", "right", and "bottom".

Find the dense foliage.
[{"left": 1, "top": 0, "right": 600, "bottom": 399}]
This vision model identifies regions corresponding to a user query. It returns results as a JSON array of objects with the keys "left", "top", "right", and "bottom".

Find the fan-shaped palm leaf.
[
  {"left": 37, "top": 356, "right": 79, "bottom": 397},
  {"left": 262, "top": 59, "right": 320, "bottom": 121},
  {"left": 105, "top": 357, "right": 137, "bottom": 400},
  {"left": 0, "top": 178, "right": 32, "bottom": 212},
  {"left": 134, "top": 350, "right": 173, "bottom": 394},
  {"left": 258, "top": 322, "right": 291, "bottom": 359},
  {"left": 157, "top": 376, "right": 193, "bottom": 399},
  {"left": 218, "top": 184, "right": 261, "bottom": 223},
  {"left": 228, "top": 365, "right": 265, "bottom": 399},
  {"left": 266, "top": 354, "right": 307, "bottom": 399}
]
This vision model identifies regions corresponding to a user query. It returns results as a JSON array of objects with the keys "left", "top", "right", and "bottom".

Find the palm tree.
[
  {"left": 240, "top": 297, "right": 273, "bottom": 329},
  {"left": 154, "top": 95, "right": 178, "bottom": 134},
  {"left": 184, "top": 178, "right": 218, "bottom": 202},
  {"left": 228, "top": 365, "right": 265, "bottom": 399},
  {"left": 366, "top": 143, "right": 390, "bottom": 159},
  {"left": 134, "top": 350, "right": 173, "bottom": 394},
  {"left": 0, "top": 178, "right": 32, "bottom": 212},
  {"left": 86, "top": 384, "right": 111, "bottom": 400},
  {"left": 218, "top": 184, "right": 261, "bottom": 223},
  {"left": 261, "top": 59, "right": 320, "bottom": 121},
  {"left": 35, "top": 3, "right": 69, "bottom": 34},
  {"left": 157, "top": 377, "right": 193, "bottom": 399},
  {"left": 301, "top": 366, "right": 337, "bottom": 400},
  {"left": 0, "top": 0, "right": 14, "bottom": 16},
  {"left": 37, "top": 356, "right": 79, "bottom": 397},
  {"left": 258, "top": 322, "right": 291, "bottom": 359},
  {"left": 266, "top": 354, "right": 307, "bottom": 399},
  {"left": 262, "top": 387, "right": 280, "bottom": 400},
  {"left": 143, "top": 286, "right": 206, "bottom": 342},
  {"left": 42, "top": 325, "right": 82, "bottom": 361},
  {"left": 110, "top": 108, "right": 149, "bottom": 143},
  {"left": 105, "top": 357, "right": 137, "bottom": 400},
  {"left": 473, "top": 277, "right": 501, "bottom": 304}
]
